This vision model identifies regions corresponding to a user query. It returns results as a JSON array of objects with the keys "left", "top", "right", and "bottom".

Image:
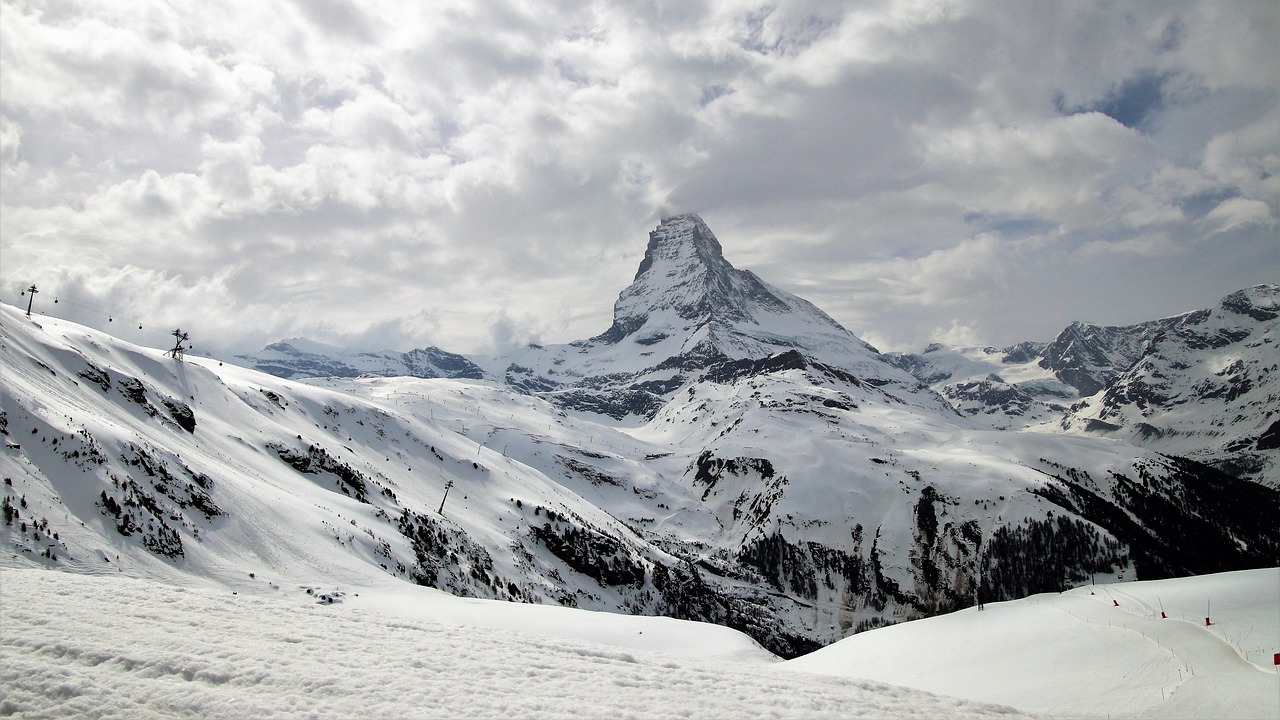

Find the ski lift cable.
[
  {"left": 9, "top": 282, "right": 151, "bottom": 331},
  {"left": 8, "top": 282, "right": 222, "bottom": 360}
]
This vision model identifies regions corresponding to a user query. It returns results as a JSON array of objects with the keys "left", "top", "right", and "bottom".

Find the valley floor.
[{"left": 1, "top": 565, "right": 1275, "bottom": 719}]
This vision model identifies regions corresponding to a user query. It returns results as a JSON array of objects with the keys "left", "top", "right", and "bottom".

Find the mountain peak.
[
  {"left": 633, "top": 213, "right": 726, "bottom": 281},
  {"left": 589, "top": 215, "right": 883, "bottom": 373},
  {"left": 1220, "top": 283, "right": 1278, "bottom": 321}
]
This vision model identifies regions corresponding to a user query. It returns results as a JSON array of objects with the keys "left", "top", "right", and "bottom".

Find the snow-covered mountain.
[
  {"left": 883, "top": 342, "right": 1074, "bottom": 429},
  {"left": 4, "top": 216, "right": 1277, "bottom": 659},
  {"left": 1061, "top": 285, "right": 1279, "bottom": 481},
  {"left": 239, "top": 214, "right": 934, "bottom": 421},
  {"left": 888, "top": 283, "right": 1279, "bottom": 485},
  {"left": 245, "top": 337, "right": 485, "bottom": 381}
]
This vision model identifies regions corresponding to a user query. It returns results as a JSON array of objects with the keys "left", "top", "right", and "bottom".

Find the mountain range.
[
  {"left": 884, "top": 283, "right": 1278, "bottom": 485},
  {"left": 4, "top": 214, "right": 1276, "bottom": 657}
]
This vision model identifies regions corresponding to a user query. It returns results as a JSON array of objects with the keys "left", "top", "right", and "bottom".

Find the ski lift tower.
[
  {"left": 168, "top": 328, "right": 189, "bottom": 361},
  {"left": 22, "top": 285, "right": 37, "bottom": 317}
]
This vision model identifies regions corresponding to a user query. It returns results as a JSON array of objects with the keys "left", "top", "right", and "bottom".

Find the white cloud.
[
  {"left": 1204, "top": 198, "right": 1275, "bottom": 234},
  {"left": 929, "top": 318, "right": 982, "bottom": 348}
]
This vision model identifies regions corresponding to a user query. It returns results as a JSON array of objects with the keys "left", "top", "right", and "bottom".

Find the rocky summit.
[{"left": 6, "top": 216, "right": 1278, "bottom": 658}]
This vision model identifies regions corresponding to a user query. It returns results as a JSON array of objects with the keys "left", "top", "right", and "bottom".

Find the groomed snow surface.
[
  {"left": 786, "top": 568, "right": 1280, "bottom": 719},
  {"left": 1, "top": 567, "right": 1025, "bottom": 720},
  {"left": 3, "top": 567, "right": 1276, "bottom": 719}
]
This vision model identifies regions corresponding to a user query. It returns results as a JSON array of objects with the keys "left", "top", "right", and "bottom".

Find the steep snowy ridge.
[{"left": 493, "top": 214, "right": 937, "bottom": 421}]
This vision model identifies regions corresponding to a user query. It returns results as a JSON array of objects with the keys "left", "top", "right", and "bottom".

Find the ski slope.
[
  {"left": 3, "top": 566, "right": 1275, "bottom": 718},
  {"left": 0, "top": 567, "right": 1027, "bottom": 720},
  {"left": 784, "top": 568, "right": 1280, "bottom": 719}
]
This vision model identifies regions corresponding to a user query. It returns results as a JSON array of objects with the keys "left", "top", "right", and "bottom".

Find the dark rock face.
[
  {"left": 1258, "top": 421, "right": 1280, "bottom": 451},
  {"left": 1038, "top": 321, "right": 1156, "bottom": 396},
  {"left": 1065, "top": 284, "right": 1280, "bottom": 483},
  {"left": 1001, "top": 341, "right": 1046, "bottom": 365},
  {"left": 268, "top": 441, "right": 371, "bottom": 503},
  {"left": 1221, "top": 286, "right": 1279, "bottom": 321},
  {"left": 162, "top": 399, "right": 197, "bottom": 434}
]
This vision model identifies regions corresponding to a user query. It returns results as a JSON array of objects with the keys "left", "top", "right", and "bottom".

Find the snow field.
[
  {"left": 0, "top": 568, "right": 1032, "bottom": 719},
  {"left": 783, "top": 568, "right": 1280, "bottom": 719}
]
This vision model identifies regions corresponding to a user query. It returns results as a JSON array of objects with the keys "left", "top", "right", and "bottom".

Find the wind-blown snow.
[{"left": 0, "top": 567, "right": 1027, "bottom": 720}]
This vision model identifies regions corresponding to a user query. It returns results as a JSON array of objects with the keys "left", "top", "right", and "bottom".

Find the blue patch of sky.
[
  {"left": 1176, "top": 189, "right": 1240, "bottom": 221},
  {"left": 699, "top": 84, "right": 733, "bottom": 107},
  {"left": 735, "top": 9, "right": 837, "bottom": 57},
  {"left": 1056, "top": 72, "right": 1171, "bottom": 130},
  {"left": 963, "top": 212, "right": 1056, "bottom": 237},
  {"left": 554, "top": 59, "right": 591, "bottom": 87},
  {"left": 735, "top": 7, "right": 774, "bottom": 55}
]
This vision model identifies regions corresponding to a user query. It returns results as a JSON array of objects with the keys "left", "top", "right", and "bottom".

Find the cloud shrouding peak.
[{"left": 2, "top": 0, "right": 1276, "bottom": 356}]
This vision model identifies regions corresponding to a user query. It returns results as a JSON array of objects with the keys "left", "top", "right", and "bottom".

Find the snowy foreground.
[
  {"left": 0, "top": 567, "right": 1022, "bottom": 720},
  {"left": 787, "top": 568, "right": 1280, "bottom": 719},
  {"left": 3, "top": 567, "right": 1276, "bottom": 719}
]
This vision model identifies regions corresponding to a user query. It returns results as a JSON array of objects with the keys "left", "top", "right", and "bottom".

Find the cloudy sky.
[{"left": 2, "top": 0, "right": 1276, "bottom": 358}]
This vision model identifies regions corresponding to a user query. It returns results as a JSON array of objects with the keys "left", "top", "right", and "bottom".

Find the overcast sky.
[{"left": 2, "top": 0, "right": 1277, "bottom": 358}]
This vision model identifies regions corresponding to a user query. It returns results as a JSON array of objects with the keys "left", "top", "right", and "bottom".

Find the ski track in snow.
[
  {"left": 0, "top": 568, "right": 1032, "bottom": 720},
  {"left": 783, "top": 568, "right": 1280, "bottom": 720}
]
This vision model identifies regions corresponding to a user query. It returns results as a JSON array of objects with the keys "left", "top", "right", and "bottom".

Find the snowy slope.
[
  {"left": 3, "top": 564, "right": 1272, "bottom": 719},
  {"left": 0, "top": 305, "right": 666, "bottom": 606},
  {"left": 0, "top": 567, "right": 1029, "bottom": 720},
  {"left": 784, "top": 567, "right": 1280, "bottom": 720}
]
